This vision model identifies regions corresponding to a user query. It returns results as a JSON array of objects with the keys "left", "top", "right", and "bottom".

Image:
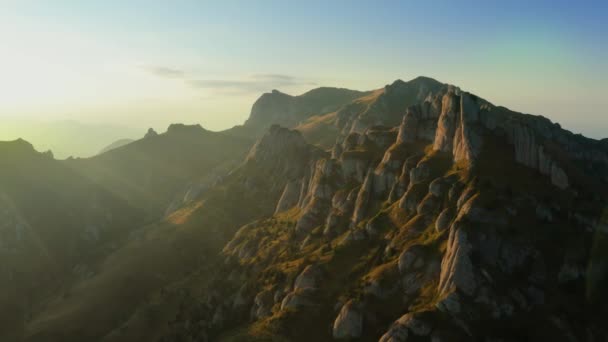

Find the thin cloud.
[
  {"left": 143, "top": 66, "right": 185, "bottom": 79},
  {"left": 188, "top": 74, "right": 316, "bottom": 95},
  {"left": 144, "top": 66, "right": 316, "bottom": 95},
  {"left": 250, "top": 74, "right": 296, "bottom": 82}
]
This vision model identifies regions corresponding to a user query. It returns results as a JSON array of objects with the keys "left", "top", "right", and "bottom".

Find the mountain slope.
[
  {"left": 22, "top": 126, "right": 324, "bottom": 342},
  {"left": 1, "top": 125, "right": 253, "bottom": 341},
  {"left": 0, "top": 139, "right": 144, "bottom": 341},
  {"left": 66, "top": 124, "right": 254, "bottom": 217},
  {"left": 98, "top": 138, "right": 135, "bottom": 155}
]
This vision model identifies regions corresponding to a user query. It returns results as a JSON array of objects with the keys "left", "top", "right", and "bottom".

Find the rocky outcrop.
[
  {"left": 246, "top": 125, "right": 312, "bottom": 165},
  {"left": 279, "top": 265, "right": 323, "bottom": 311},
  {"left": 144, "top": 127, "right": 158, "bottom": 138},
  {"left": 504, "top": 121, "right": 570, "bottom": 189},
  {"left": 351, "top": 168, "right": 374, "bottom": 226},
  {"left": 438, "top": 226, "right": 477, "bottom": 297},
  {"left": 296, "top": 159, "right": 342, "bottom": 233},
  {"left": 166, "top": 123, "right": 207, "bottom": 135},
  {"left": 428, "top": 86, "right": 603, "bottom": 190},
  {"left": 280, "top": 288, "right": 317, "bottom": 311},
  {"left": 332, "top": 300, "right": 363, "bottom": 339},
  {"left": 294, "top": 265, "right": 321, "bottom": 290},
  {"left": 388, "top": 154, "right": 422, "bottom": 202},
  {"left": 365, "top": 126, "right": 397, "bottom": 149},
  {"left": 398, "top": 245, "right": 426, "bottom": 274},
  {"left": 275, "top": 180, "right": 302, "bottom": 214},
  {"left": 396, "top": 110, "right": 418, "bottom": 144},
  {"left": 335, "top": 77, "right": 447, "bottom": 135},
  {"left": 433, "top": 91, "right": 483, "bottom": 163},
  {"left": 435, "top": 208, "right": 454, "bottom": 232},
  {"left": 251, "top": 289, "right": 274, "bottom": 319},
  {"left": 379, "top": 313, "right": 433, "bottom": 342}
]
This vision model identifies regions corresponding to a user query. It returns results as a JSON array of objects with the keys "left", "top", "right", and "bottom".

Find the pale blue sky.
[{"left": 0, "top": 0, "right": 606, "bottom": 138}]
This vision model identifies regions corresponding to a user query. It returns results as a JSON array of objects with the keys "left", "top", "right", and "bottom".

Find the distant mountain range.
[
  {"left": 1, "top": 77, "right": 606, "bottom": 342},
  {"left": 98, "top": 139, "right": 135, "bottom": 155},
  {"left": 0, "top": 120, "right": 143, "bottom": 159}
]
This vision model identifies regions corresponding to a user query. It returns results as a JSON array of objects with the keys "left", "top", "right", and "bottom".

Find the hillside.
[
  {"left": 66, "top": 124, "right": 254, "bottom": 217},
  {"left": 0, "top": 139, "right": 144, "bottom": 341},
  {"left": 22, "top": 126, "right": 324, "bottom": 342},
  {"left": 98, "top": 138, "right": 135, "bottom": 155}
]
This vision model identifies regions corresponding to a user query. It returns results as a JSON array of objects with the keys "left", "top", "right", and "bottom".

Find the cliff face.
[{"left": 157, "top": 78, "right": 608, "bottom": 342}]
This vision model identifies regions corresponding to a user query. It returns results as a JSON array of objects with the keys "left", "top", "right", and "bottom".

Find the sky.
[{"left": 0, "top": 0, "right": 606, "bottom": 139}]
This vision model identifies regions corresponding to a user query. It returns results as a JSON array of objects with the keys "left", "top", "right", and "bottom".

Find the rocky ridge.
[{"left": 161, "top": 77, "right": 608, "bottom": 341}]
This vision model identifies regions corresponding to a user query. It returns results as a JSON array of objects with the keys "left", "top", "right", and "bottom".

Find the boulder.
[
  {"left": 294, "top": 265, "right": 321, "bottom": 290},
  {"left": 398, "top": 245, "right": 426, "bottom": 274},
  {"left": 280, "top": 289, "right": 317, "bottom": 311},
  {"left": 379, "top": 313, "right": 432, "bottom": 342},
  {"left": 144, "top": 127, "right": 158, "bottom": 138},
  {"left": 332, "top": 300, "right": 363, "bottom": 339},
  {"left": 435, "top": 208, "right": 453, "bottom": 232},
  {"left": 429, "top": 178, "right": 446, "bottom": 197},
  {"left": 417, "top": 194, "right": 440, "bottom": 216}
]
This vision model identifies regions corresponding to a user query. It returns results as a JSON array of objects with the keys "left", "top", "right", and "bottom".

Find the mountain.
[
  {"left": 292, "top": 77, "right": 445, "bottom": 149},
  {"left": 0, "top": 120, "right": 141, "bottom": 159},
  {"left": 0, "top": 124, "right": 253, "bottom": 341},
  {"left": 98, "top": 138, "right": 135, "bottom": 155},
  {"left": 66, "top": 124, "right": 254, "bottom": 217},
  {"left": 241, "top": 87, "right": 369, "bottom": 135},
  {"left": 157, "top": 79, "right": 608, "bottom": 341},
  {"left": 22, "top": 126, "right": 322, "bottom": 342},
  {"left": 2, "top": 77, "right": 607, "bottom": 342},
  {"left": 0, "top": 139, "right": 144, "bottom": 342}
]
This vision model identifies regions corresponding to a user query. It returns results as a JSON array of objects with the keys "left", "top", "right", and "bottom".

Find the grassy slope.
[
  {"left": 65, "top": 126, "right": 253, "bottom": 217},
  {"left": 23, "top": 141, "right": 306, "bottom": 342},
  {"left": 0, "top": 140, "right": 144, "bottom": 341}
]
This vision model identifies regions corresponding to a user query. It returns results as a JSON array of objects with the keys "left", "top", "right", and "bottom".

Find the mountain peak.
[
  {"left": 144, "top": 127, "right": 158, "bottom": 138},
  {"left": 166, "top": 123, "right": 207, "bottom": 135},
  {"left": 244, "top": 87, "right": 366, "bottom": 134},
  {"left": 410, "top": 75, "right": 442, "bottom": 83},
  {"left": 246, "top": 125, "right": 310, "bottom": 163},
  {"left": 0, "top": 138, "right": 37, "bottom": 155}
]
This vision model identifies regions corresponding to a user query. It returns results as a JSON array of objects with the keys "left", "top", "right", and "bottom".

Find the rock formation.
[{"left": 176, "top": 77, "right": 608, "bottom": 342}]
